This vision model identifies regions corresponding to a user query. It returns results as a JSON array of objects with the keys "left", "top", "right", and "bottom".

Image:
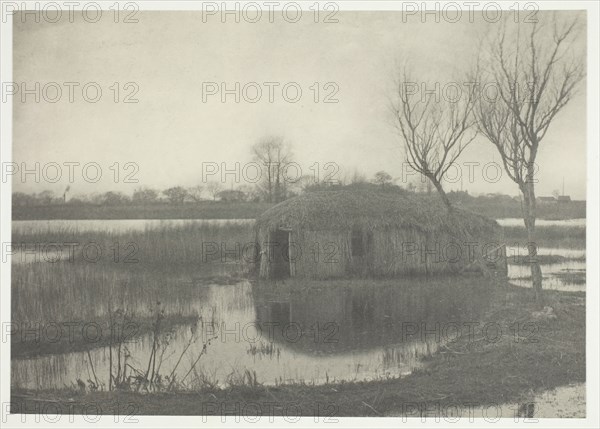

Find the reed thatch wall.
[{"left": 254, "top": 190, "right": 505, "bottom": 279}]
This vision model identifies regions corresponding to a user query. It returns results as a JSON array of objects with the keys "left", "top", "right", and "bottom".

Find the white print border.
[
  {"left": 1, "top": 1, "right": 599, "bottom": 429},
  {"left": 1, "top": 1, "right": 597, "bottom": 22}
]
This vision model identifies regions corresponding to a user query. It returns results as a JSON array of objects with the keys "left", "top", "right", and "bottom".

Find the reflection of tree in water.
[{"left": 252, "top": 277, "right": 494, "bottom": 356}]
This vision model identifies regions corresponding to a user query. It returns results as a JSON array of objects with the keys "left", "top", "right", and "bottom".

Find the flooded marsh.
[{"left": 11, "top": 218, "right": 586, "bottom": 391}]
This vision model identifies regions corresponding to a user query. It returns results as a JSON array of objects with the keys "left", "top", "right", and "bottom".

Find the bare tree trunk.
[
  {"left": 431, "top": 179, "right": 453, "bottom": 212},
  {"left": 522, "top": 181, "right": 543, "bottom": 305},
  {"left": 275, "top": 164, "right": 281, "bottom": 203},
  {"left": 267, "top": 169, "right": 273, "bottom": 203}
]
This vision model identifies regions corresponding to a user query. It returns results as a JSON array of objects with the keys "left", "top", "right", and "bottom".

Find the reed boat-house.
[{"left": 254, "top": 190, "right": 507, "bottom": 279}]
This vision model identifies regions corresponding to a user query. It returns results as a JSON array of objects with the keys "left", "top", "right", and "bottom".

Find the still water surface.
[
  {"left": 505, "top": 246, "right": 586, "bottom": 292},
  {"left": 11, "top": 218, "right": 585, "bottom": 389},
  {"left": 12, "top": 278, "right": 494, "bottom": 390},
  {"left": 496, "top": 218, "right": 585, "bottom": 227},
  {"left": 12, "top": 218, "right": 252, "bottom": 234}
]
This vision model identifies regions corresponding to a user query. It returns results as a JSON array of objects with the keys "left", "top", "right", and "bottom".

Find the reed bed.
[
  {"left": 11, "top": 262, "right": 210, "bottom": 327},
  {"left": 11, "top": 222, "right": 253, "bottom": 358},
  {"left": 11, "top": 222, "right": 255, "bottom": 269}
]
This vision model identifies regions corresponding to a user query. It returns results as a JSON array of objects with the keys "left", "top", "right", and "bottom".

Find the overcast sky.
[{"left": 12, "top": 10, "right": 587, "bottom": 199}]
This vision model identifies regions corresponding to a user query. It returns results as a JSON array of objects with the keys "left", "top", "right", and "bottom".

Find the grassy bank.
[{"left": 12, "top": 283, "right": 585, "bottom": 416}]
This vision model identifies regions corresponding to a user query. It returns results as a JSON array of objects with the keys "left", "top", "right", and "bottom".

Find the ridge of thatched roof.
[{"left": 255, "top": 190, "right": 499, "bottom": 235}]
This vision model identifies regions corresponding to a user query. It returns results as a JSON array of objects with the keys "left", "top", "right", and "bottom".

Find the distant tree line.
[
  {"left": 14, "top": 132, "right": 577, "bottom": 208},
  {"left": 12, "top": 173, "right": 537, "bottom": 208},
  {"left": 13, "top": 135, "right": 413, "bottom": 207},
  {"left": 12, "top": 173, "right": 395, "bottom": 207}
]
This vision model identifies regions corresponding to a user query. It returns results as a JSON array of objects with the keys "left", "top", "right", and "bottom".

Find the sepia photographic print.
[{"left": 1, "top": 1, "right": 598, "bottom": 427}]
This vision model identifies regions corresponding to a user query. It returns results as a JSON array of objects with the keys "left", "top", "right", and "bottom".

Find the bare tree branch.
[
  {"left": 393, "top": 69, "right": 477, "bottom": 210},
  {"left": 475, "top": 12, "right": 585, "bottom": 301}
]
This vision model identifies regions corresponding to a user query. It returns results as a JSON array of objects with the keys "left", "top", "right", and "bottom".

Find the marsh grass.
[
  {"left": 11, "top": 223, "right": 254, "bottom": 360},
  {"left": 554, "top": 269, "right": 586, "bottom": 285},
  {"left": 12, "top": 222, "right": 255, "bottom": 270},
  {"left": 12, "top": 262, "right": 205, "bottom": 326},
  {"left": 11, "top": 262, "right": 202, "bottom": 359},
  {"left": 104, "top": 304, "right": 219, "bottom": 393}
]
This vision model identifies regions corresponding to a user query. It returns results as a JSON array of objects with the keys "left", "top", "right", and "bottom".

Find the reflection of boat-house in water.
[
  {"left": 254, "top": 190, "right": 507, "bottom": 280},
  {"left": 252, "top": 277, "right": 494, "bottom": 356}
]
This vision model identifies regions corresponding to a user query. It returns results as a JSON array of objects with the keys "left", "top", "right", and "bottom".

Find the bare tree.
[
  {"left": 251, "top": 136, "right": 293, "bottom": 203},
  {"left": 163, "top": 186, "right": 188, "bottom": 204},
  {"left": 475, "top": 13, "right": 584, "bottom": 301},
  {"left": 372, "top": 171, "right": 393, "bottom": 188},
  {"left": 236, "top": 184, "right": 253, "bottom": 201},
  {"left": 187, "top": 185, "right": 204, "bottom": 202},
  {"left": 37, "top": 190, "right": 56, "bottom": 205},
  {"left": 133, "top": 187, "right": 159, "bottom": 204},
  {"left": 206, "top": 181, "right": 223, "bottom": 201},
  {"left": 102, "top": 191, "right": 130, "bottom": 205},
  {"left": 394, "top": 70, "right": 477, "bottom": 210},
  {"left": 289, "top": 174, "right": 318, "bottom": 194}
]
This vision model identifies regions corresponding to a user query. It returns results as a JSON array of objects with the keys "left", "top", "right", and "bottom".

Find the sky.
[{"left": 11, "top": 10, "right": 587, "bottom": 199}]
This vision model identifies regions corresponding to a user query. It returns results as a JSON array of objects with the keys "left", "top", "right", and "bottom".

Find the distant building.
[
  {"left": 557, "top": 195, "right": 571, "bottom": 203},
  {"left": 537, "top": 196, "right": 557, "bottom": 204}
]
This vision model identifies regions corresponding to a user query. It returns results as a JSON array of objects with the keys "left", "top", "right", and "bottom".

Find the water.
[
  {"left": 12, "top": 218, "right": 253, "bottom": 234},
  {"left": 496, "top": 218, "right": 585, "bottom": 227},
  {"left": 11, "top": 277, "right": 494, "bottom": 390},
  {"left": 508, "top": 261, "right": 585, "bottom": 292},
  {"left": 10, "top": 218, "right": 585, "bottom": 389},
  {"left": 505, "top": 246, "right": 585, "bottom": 292},
  {"left": 506, "top": 246, "right": 586, "bottom": 259},
  {"left": 10, "top": 248, "right": 74, "bottom": 265},
  {"left": 387, "top": 383, "right": 585, "bottom": 418},
  {"left": 13, "top": 217, "right": 584, "bottom": 234}
]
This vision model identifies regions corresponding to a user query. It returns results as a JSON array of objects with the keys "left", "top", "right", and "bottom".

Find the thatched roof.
[{"left": 255, "top": 190, "right": 500, "bottom": 236}]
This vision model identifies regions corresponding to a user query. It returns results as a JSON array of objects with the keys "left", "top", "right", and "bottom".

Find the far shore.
[{"left": 12, "top": 199, "right": 587, "bottom": 221}]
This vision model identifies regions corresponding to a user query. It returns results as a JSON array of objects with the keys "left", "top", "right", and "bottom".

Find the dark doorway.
[
  {"left": 350, "top": 228, "right": 373, "bottom": 276},
  {"left": 271, "top": 229, "right": 290, "bottom": 279}
]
